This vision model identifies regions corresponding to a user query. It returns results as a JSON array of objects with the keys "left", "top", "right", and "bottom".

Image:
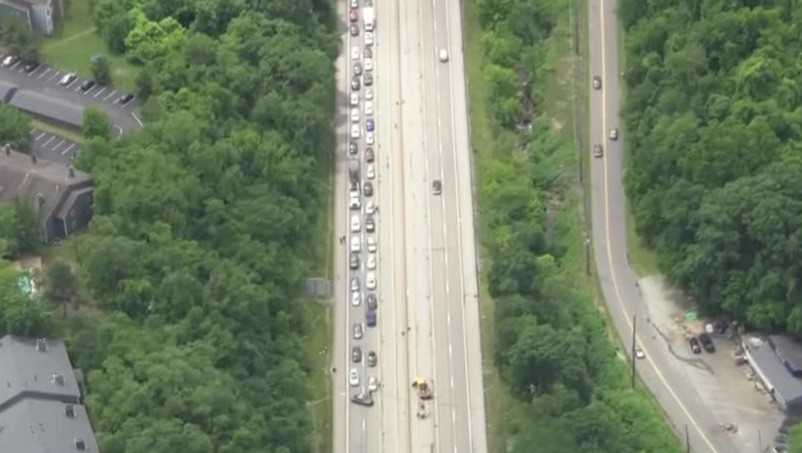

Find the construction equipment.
[{"left": 412, "top": 378, "right": 433, "bottom": 400}]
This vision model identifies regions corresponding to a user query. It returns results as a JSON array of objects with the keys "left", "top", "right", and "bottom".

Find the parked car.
[
  {"left": 353, "top": 62, "right": 363, "bottom": 76},
  {"left": 352, "top": 346, "right": 362, "bottom": 363},
  {"left": 365, "top": 215, "right": 375, "bottom": 232},
  {"left": 351, "top": 78, "right": 361, "bottom": 91},
  {"left": 367, "top": 253, "right": 376, "bottom": 270},
  {"left": 349, "top": 142, "right": 359, "bottom": 155},
  {"left": 349, "top": 9, "right": 359, "bottom": 22},
  {"left": 2, "top": 55, "right": 18, "bottom": 67},
  {"left": 351, "top": 291, "right": 361, "bottom": 306},
  {"left": 23, "top": 61, "right": 39, "bottom": 73},
  {"left": 367, "top": 236, "right": 377, "bottom": 253},
  {"left": 59, "top": 73, "right": 77, "bottom": 86},
  {"left": 117, "top": 93, "right": 135, "bottom": 104},
  {"left": 351, "top": 124, "right": 361, "bottom": 139},
  {"left": 363, "top": 181, "right": 373, "bottom": 197},
  {"left": 349, "top": 252, "right": 360, "bottom": 270},
  {"left": 698, "top": 333, "right": 715, "bottom": 353},
  {"left": 365, "top": 32, "right": 374, "bottom": 46},
  {"left": 350, "top": 276, "right": 360, "bottom": 292},
  {"left": 366, "top": 119, "right": 375, "bottom": 131},
  {"left": 80, "top": 80, "right": 96, "bottom": 92},
  {"left": 592, "top": 144, "right": 603, "bottom": 158},
  {"left": 432, "top": 180, "right": 442, "bottom": 195},
  {"left": 363, "top": 71, "right": 373, "bottom": 86},
  {"left": 350, "top": 92, "right": 359, "bottom": 106},
  {"left": 366, "top": 163, "right": 375, "bottom": 180},
  {"left": 366, "top": 309, "right": 376, "bottom": 327},
  {"left": 351, "top": 214, "right": 361, "bottom": 232},
  {"left": 364, "top": 46, "right": 373, "bottom": 59},
  {"left": 365, "top": 87, "right": 374, "bottom": 100},
  {"left": 688, "top": 336, "right": 702, "bottom": 354},
  {"left": 365, "top": 147, "right": 375, "bottom": 162},
  {"left": 365, "top": 131, "right": 374, "bottom": 144},
  {"left": 593, "top": 75, "right": 602, "bottom": 89},
  {"left": 351, "top": 46, "right": 360, "bottom": 59},
  {"left": 366, "top": 271, "right": 376, "bottom": 290},
  {"left": 368, "top": 376, "right": 378, "bottom": 392},
  {"left": 353, "top": 323, "right": 363, "bottom": 339},
  {"left": 350, "top": 235, "right": 361, "bottom": 252},
  {"left": 350, "top": 24, "right": 359, "bottom": 36}
]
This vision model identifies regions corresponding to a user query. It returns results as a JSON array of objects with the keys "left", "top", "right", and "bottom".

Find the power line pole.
[
  {"left": 585, "top": 237, "right": 591, "bottom": 276},
  {"left": 631, "top": 314, "right": 637, "bottom": 388}
]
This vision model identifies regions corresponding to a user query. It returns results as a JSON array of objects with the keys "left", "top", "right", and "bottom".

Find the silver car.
[{"left": 353, "top": 323, "right": 363, "bottom": 339}]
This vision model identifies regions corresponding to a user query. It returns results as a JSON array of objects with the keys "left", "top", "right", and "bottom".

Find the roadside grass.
[
  {"left": 30, "top": 119, "right": 84, "bottom": 144},
  {"left": 42, "top": 0, "right": 137, "bottom": 90},
  {"left": 304, "top": 301, "right": 333, "bottom": 453}
]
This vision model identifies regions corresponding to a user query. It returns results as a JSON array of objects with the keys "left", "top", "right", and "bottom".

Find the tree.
[
  {"left": 45, "top": 260, "right": 79, "bottom": 318},
  {"left": 0, "top": 104, "right": 32, "bottom": 152},
  {"left": 0, "top": 17, "right": 40, "bottom": 62},
  {"left": 82, "top": 107, "right": 111, "bottom": 140},
  {"left": 91, "top": 55, "right": 112, "bottom": 86},
  {"left": 0, "top": 261, "right": 53, "bottom": 336}
]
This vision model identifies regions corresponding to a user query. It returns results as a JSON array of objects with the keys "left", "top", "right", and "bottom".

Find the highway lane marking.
[{"left": 597, "top": 1, "right": 719, "bottom": 452}]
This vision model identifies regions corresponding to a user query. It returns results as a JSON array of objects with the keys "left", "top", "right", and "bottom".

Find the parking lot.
[{"left": 30, "top": 129, "right": 79, "bottom": 165}]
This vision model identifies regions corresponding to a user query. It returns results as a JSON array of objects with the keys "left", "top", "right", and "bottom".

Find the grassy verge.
[
  {"left": 304, "top": 301, "right": 333, "bottom": 453},
  {"left": 30, "top": 119, "right": 84, "bottom": 144},
  {"left": 42, "top": 0, "right": 137, "bottom": 90}
]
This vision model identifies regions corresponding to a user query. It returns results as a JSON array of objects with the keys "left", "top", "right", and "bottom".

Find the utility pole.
[
  {"left": 631, "top": 314, "right": 637, "bottom": 388},
  {"left": 585, "top": 237, "right": 591, "bottom": 276}
]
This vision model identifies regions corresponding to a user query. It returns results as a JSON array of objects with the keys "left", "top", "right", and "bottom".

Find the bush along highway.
[{"left": 467, "top": 0, "right": 680, "bottom": 451}]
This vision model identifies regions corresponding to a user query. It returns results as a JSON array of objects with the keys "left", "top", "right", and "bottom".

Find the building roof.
[
  {"left": 0, "top": 336, "right": 98, "bottom": 453},
  {"left": 746, "top": 336, "right": 802, "bottom": 408},
  {"left": 0, "top": 146, "right": 91, "bottom": 220},
  {"left": 0, "top": 0, "right": 32, "bottom": 12},
  {"left": 770, "top": 335, "right": 802, "bottom": 377},
  {"left": 8, "top": 89, "right": 84, "bottom": 128},
  {"left": 0, "top": 80, "right": 16, "bottom": 104}
]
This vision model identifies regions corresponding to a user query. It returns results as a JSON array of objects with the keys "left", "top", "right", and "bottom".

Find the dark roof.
[
  {"left": 0, "top": 146, "right": 91, "bottom": 220},
  {"left": 8, "top": 89, "right": 84, "bottom": 128},
  {"left": 0, "top": 335, "right": 99, "bottom": 453},
  {"left": 0, "top": 80, "right": 16, "bottom": 103},
  {"left": 770, "top": 335, "right": 802, "bottom": 377},
  {"left": 746, "top": 336, "right": 802, "bottom": 408}
]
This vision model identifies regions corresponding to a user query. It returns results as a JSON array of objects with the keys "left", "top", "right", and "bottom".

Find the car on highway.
[
  {"left": 351, "top": 46, "right": 360, "bottom": 59},
  {"left": 366, "top": 309, "right": 376, "bottom": 327},
  {"left": 351, "top": 107, "right": 360, "bottom": 123},
  {"left": 351, "top": 291, "right": 361, "bottom": 306},
  {"left": 80, "top": 80, "right": 96, "bottom": 92},
  {"left": 364, "top": 46, "right": 373, "bottom": 59},
  {"left": 350, "top": 24, "right": 359, "bottom": 36},
  {"left": 367, "top": 236, "right": 377, "bottom": 253},
  {"left": 350, "top": 92, "right": 359, "bottom": 106},
  {"left": 351, "top": 390, "right": 374, "bottom": 406},
  {"left": 364, "top": 71, "right": 373, "bottom": 86},
  {"left": 351, "top": 78, "right": 360, "bottom": 91},
  {"left": 592, "top": 144, "right": 603, "bottom": 158},
  {"left": 367, "top": 253, "right": 376, "bottom": 270},
  {"left": 352, "top": 346, "right": 362, "bottom": 363},
  {"left": 59, "top": 73, "right": 77, "bottom": 86},
  {"left": 349, "top": 9, "right": 358, "bottom": 22},
  {"left": 367, "top": 350, "right": 377, "bottom": 367},
  {"left": 366, "top": 118, "right": 375, "bottom": 132},
  {"left": 349, "top": 195, "right": 361, "bottom": 210},
  {"left": 2, "top": 55, "right": 18, "bottom": 67},
  {"left": 351, "top": 124, "right": 361, "bottom": 139},
  {"left": 350, "top": 276, "right": 360, "bottom": 292},
  {"left": 117, "top": 93, "right": 135, "bottom": 104},
  {"left": 432, "top": 180, "right": 442, "bottom": 195},
  {"left": 368, "top": 376, "right": 378, "bottom": 392},
  {"left": 353, "top": 323, "right": 363, "bottom": 339},
  {"left": 363, "top": 181, "right": 373, "bottom": 197},
  {"left": 366, "top": 163, "right": 375, "bottom": 180},
  {"left": 439, "top": 49, "right": 449, "bottom": 62},
  {"left": 366, "top": 131, "right": 374, "bottom": 144},
  {"left": 365, "top": 32, "right": 374, "bottom": 46},
  {"left": 349, "top": 368, "right": 360, "bottom": 386},
  {"left": 698, "top": 333, "right": 715, "bottom": 353},
  {"left": 593, "top": 75, "right": 602, "bottom": 89},
  {"left": 366, "top": 271, "right": 376, "bottom": 290},
  {"left": 365, "top": 215, "right": 375, "bottom": 232},
  {"left": 350, "top": 235, "right": 361, "bottom": 252},
  {"left": 365, "top": 146, "right": 375, "bottom": 162},
  {"left": 609, "top": 128, "right": 618, "bottom": 140},
  {"left": 353, "top": 62, "right": 363, "bottom": 76},
  {"left": 366, "top": 293, "right": 377, "bottom": 310},
  {"left": 365, "top": 87, "right": 374, "bottom": 100},
  {"left": 349, "top": 141, "right": 358, "bottom": 155},
  {"left": 23, "top": 61, "right": 39, "bottom": 73},
  {"left": 349, "top": 252, "right": 360, "bottom": 270},
  {"left": 350, "top": 0, "right": 358, "bottom": 7},
  {"left": 351, "top": 214, "right": 361, "bottom": 232},
  {"left": 364, "top": 58, "right": 373, "bottom": 72},
  {"left": 688, "top": 336, "right": 702, "bottom": 354},
  {"left": 635, "top": 348, "right": 646, "bottom": 359},
  {"left": 366, "top": 199, "right": 376, "bottom": 214},
  {"left": 365, "top": 100, "right": 373, "bottom": 116}
]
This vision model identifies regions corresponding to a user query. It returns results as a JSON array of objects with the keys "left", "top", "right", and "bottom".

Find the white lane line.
[
  {"left": 35, "top": 132, "right": 46, "bottom": 141},
  {"left": 596, "top": 1, "right": 719, "bottom": 453},
  {"left": 131, "top": 112, "right": 144, "bottom": 127},
  {"left": 62, "top": 144, "right": 76, "bottom": 155},
  {"left": 93, "top": 87, "right": 107, "bottom": 98},
  {"left": 67, "top": 79, "right": 79, "bottom": 90},
  {"left": 37, "top": 68, "right": 51, "bottom": 79},
  {"left": 47, "top": 71, "right": 61, "bottom": 82},
  {"left": 51, "top": 139, "right": 66, "bottom": 152},
  {"left": 103, "top": 89, "right": 117, "bottom": 101},
  {"left": 41, "top": 136, "right": 56, "bottom": 147}
]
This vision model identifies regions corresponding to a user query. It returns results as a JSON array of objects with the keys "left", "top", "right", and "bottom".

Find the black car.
[
  {"left": 367, "top": 351, "right": 377, "bottom": 367},
  {"left": 80, "top": 80, "right": 96, "bottom": 92},
  {"left": 23, "top": 61, "right": 39, "bottom": 73},
  {"left": 365, "top": 147, "right": 375, "bottom": 162},
  {"left": 353, "top": 62, "right": 363, "bottom": 76},
  {"left": 349, "top": 142, "right": 358, "bottom": 155},
  {"left": 351, "top": 78, "right": 360, "bottom": 91},
  {"left": 117, "top": 93, "right": 135, "bottom": 104},
  {"left": 363, "top": 181, "right": 373, "bottom": 197},
  {"left": 363, "top": 71, "right": 373, "bottom": 86},
  {"left": 366, "top": 293, "right": 377, "bottom": 310},
  {"left": 365, "top": 215, "right": 375, "bottom": 232},
  {"left": 351, "top": 391, "right": 374, "bottom": 406},
  {"left": 352, "top": 346, "right": 362, "bottom": 363},
  {"left": 349, "top": 252, "right": 360, "bottom": 270},
  {"left": 432, "top": 180, "right": 442, "bottom": 195},
  {"left": 688, "top": 337, "right": 702, "bottom": 354},
  {"left": 698, "top": 333, "right": 715, "bottom": 353}
]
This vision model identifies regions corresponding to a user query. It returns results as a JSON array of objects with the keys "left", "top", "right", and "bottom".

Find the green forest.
[
  {"left": 471, "top": 0, "right": 679, "bottom": 451},
  {"left": 620, "top": 0, "right": 802, "bottom": 333},
  {"left": 0, "top": 0, "right": 337, "bottom": 452}
]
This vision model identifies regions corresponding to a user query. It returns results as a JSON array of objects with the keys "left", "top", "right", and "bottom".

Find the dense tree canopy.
[
  {"left": 621, "top": 0, "right": 802, "bottom": 333},
  {"left": 0, "top": 104, "right": 32, "bottom": 152}
]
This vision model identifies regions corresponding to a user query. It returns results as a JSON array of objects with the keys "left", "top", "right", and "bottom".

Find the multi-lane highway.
[
  {"left": 332, "top": 0, "right": 487, "bottom": 451},
  {"left": 588, "top": 2, "right": 740, "bottom": 453}
]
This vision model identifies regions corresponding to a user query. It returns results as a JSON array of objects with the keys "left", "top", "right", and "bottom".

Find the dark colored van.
[{"left": 366, "top": 309, "right": 377, "bottom": 327}]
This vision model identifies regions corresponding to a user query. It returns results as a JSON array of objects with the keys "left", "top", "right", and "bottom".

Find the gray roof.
[
  {"left": 0, "top": 335, "right": 98, "bottom": 453},
  {"left": 0, "top": 146, "right": 91, "bottom": 220},
  {"left": 0, "top": 80, "right": 16, "bottom": 103},
  {"left": 8, "top": 89, "right": 84, "bottom": 128},
  {"left": 746, "top": 336, "right": 802, "bottom": 408},
  {"left": 770, "top": 335, "right": 802, "bottom": 376}
]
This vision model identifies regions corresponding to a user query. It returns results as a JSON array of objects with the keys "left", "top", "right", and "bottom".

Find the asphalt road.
[
  {"left": 333, "top": 0, "right": 487, "bottom": 452},
  {"left": 588, "top": 2, "right": 741, "bottom": 452}
]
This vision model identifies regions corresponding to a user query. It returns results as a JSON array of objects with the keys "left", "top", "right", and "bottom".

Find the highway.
[
  {"left": 588, "top": 1, "right": 741, "bottom": 453},
  {"left": 332, "top": 0, "right": 488, "bottom": 452}
]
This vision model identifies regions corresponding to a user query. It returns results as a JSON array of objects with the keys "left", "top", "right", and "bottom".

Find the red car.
[{"left": 349, "top": 9, "right": 358, "bottom": 22}]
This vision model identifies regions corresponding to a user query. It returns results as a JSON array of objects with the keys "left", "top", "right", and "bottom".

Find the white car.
[
  {"left": 349, "top": 195, "right": 361, "bottom": 210},
  {"left": 350, "top": 92, "right": 359, "bottom": 106},
  {"left": 351, "top": 124, "right": 361, "bottom": 139},
  {"left": 350, "top": 0, "right": 358, "bottom": 7},
  {"left": 351, "top": 107, "right": 360, "bottom": 123},
  {"left": 366, "top": 163, "right": 375, "bottom": 180},
  {"left": 365, "top": 100, "right": 374, "bottom": 116},
  {"left": 349, "top": 368, "right": 360, "bottom": 387},
  {"left": 350, "top": 235, "right": 361, "bottom": 252},
  {"left": 367, "top": 253, "right": 376, "bottom": 270},
  {"left": 368, "top": 376, "right": 378, "bottom": 392},
  {"left": 351, "top": 291, "right": 361, "bottom": 306},
  {"left": 364, "top": 58, "right": 373, "bottom": 72},
  {"left": 351, "top": 46, "right": 360, "bottom": 60},
  {"left": 365, "top": 32, "right": 374, "bottom": 46},
  {"left": 366, "top": 131, "right": 374, "bottom": 145},
  {"left": 59, "top": 73, "right": 77, "bottom": 86},
  {"left": 367, "top": 236, "right": 377, "bottom": 253},
  {"left": 351, "top": 215, "right": 361, "bottom": 232},
  {"left": 439, "top": 49, "right": 449, "bottom": 62},
  {"left": 365, "top": 87, "right": 374, "bottom": 100},
  {"left": 365, "top": 199, "right": 375, "bottom": 215},
  {"left": 1, "top": 55, "right": 17, "bottom": 67},
  {"left": 366, "top": 271, "right": 376, "bottom": 290}
]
